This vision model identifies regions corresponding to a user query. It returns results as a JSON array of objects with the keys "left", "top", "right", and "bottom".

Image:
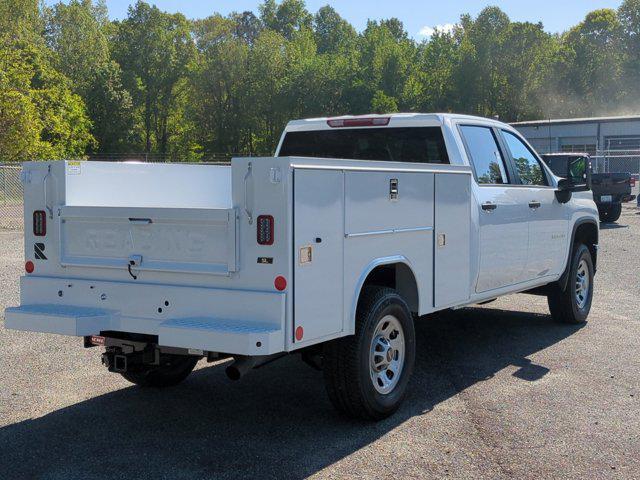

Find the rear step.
[
  {"left": 158, "top": 318, "right": 283, "bottom": 356},
  {"left": 4, "top": 304, "right": 114, "bottom": 336}
]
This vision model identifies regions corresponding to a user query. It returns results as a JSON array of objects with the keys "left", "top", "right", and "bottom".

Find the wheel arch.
[
  {"left": 351, "top": 256, "right": 419, "bottom": 329},
  {"left": 559, "top": 218, "right": 599, "bottom": 290}
]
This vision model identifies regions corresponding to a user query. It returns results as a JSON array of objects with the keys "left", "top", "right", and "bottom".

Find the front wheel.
[
  {"left": 547, "top": 243, "right": 594, "bottom": 324},
  {"left": 121, "top": 354, "right": 199, "bottom": 388},
  {"left": 323, "top": 287, "right": 416, "bottom": 420}
]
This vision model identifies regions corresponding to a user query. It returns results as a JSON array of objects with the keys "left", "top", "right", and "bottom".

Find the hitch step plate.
[{"left": 4, "top": 305, "right": 114, "bottom": 336}]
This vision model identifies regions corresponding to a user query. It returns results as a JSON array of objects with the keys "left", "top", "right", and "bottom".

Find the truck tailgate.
[{"left": 59, "top": 205, "right": 237, "bottom": 276}]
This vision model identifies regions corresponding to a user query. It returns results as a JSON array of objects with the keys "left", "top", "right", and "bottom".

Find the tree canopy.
[{"left": 1, "top": 0, "right": 639, "bottom": 161}]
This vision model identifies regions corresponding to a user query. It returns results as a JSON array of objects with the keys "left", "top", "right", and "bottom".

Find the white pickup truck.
[{"left": 5, "top": 113, "right": 599, "bottom": 420}]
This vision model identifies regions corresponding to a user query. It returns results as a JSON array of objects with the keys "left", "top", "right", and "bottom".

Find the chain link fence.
[
  {"left": 0, "top": 163, "right": 23, "bottom": 231},
  {"left": 592, "top": 150, "right": 640, "bottom": 176}
]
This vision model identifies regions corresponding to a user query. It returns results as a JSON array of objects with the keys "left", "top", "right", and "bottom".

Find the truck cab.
[{"left": 5, "top": 113, "right": 599, "bottom": 420}]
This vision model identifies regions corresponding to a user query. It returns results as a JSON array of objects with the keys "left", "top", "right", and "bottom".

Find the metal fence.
[
  {"left": 0, "top": 164, "right": 23, "bottom": 231},
  {"left": 592, "top": 150, "right": 640, "bottom": 176}
]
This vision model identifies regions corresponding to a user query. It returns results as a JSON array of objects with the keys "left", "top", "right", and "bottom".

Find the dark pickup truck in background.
[{"left": 542, "top": 153, "right": 636, "bottom": 223}]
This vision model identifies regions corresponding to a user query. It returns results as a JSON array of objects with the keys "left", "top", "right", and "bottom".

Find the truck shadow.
[
  {"left": 0, "top": 306, "right": 583, "bottom": 480},
  {"left": 599, "top": 223, "right": 628, "bottom": 229}
]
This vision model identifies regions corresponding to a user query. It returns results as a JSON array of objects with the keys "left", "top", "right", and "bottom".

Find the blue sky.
[{"left": 47, "top": 1, "right": 624, "bottom": 38}]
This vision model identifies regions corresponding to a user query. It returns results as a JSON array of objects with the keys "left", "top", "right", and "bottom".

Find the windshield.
[{"left": 278, "top": 127, "right": 449, "bottom": 164}]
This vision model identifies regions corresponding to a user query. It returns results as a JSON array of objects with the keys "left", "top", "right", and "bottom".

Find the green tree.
[
  {"left": 84, "top": 61, "right": 135, "bottom": 152},
  {"left": 259, "top": 0, "right": 312, "bottom": 40},
  {"left": 371, "top": 90, "right": 398, "bottom": 113},
  {"left": 313, "top": 5, "right": 356, "bottom": 54},
  {"left": 618, "top": 0, "right": 640, "bottom": 103},
  {"left": 113, "top": 1, "right": 195, "bottom": 154},
  {"left": 46, "top": 0, "right": 110, "bottom": 94},
  {"left": 0, "top": 42, "right": 94, "bottom": 160},
  {"left": 549, "top": 9, "right": 623, "bottom": 116},
  {"left": 190, "top": 14, "right": 251, "bottom": 154}
]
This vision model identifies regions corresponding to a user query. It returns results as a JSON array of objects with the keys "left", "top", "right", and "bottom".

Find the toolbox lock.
[{"left": 389, "top": 178, "right": 399, "bottom": 200}]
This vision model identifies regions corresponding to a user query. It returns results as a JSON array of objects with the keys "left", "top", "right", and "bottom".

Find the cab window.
[
  {"left": 502, "top": 131, "right": 547, "bottom": 186},
  {"left": 278, "top": 127, "right": 449, "bottom": 164}
]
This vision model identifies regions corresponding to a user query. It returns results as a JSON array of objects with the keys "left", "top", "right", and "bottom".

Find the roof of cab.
[{"left": 284, "top": 113, "right": 509, "bottom": 132}]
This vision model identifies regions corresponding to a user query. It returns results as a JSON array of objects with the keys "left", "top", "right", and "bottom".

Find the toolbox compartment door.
[
  {"left": 434, "top": 173, "right": 471, "bottom": 308},
  {"left": 293, "top": 169, "right": 344, "bottom": 343},
  {"left": 59, "top": 206, "right": 237, "bottom": 276}
]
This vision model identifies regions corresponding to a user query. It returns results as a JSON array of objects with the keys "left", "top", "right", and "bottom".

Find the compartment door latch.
[
  {"left": 128, "top": 254, "right": 143, "bottom": 280},
  {"left": 389, "top": 178, "right": 399, "bottom": 201}
]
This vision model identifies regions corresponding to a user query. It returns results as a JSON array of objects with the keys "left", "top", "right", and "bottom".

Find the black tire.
[
  {"left": 121, "top": 354, "right": 199, "bottom": 388},
  {"left": 598, "top": 203, "right": 622, "bottom": 223},
  {"left": 547, "top": 243, "right": 594, "bottom": 324},
  {"left": 323, "top": 286, "right": 416, "bottom": 420}
]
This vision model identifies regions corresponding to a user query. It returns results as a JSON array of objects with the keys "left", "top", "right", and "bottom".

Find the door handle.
[
  {"left": 481, "top": 202, "right": 497, "bottom": 211},
  {"left": 529, "top": 201, "right": 541, "bottom": 209}
]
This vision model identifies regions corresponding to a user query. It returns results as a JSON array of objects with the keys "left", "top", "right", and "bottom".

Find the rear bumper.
[
  {"left": 595, "top": 194, "right": 635, "bottom": 204},
  {"left": 4, "top": 276, "right": 286, "bottom": 356}
]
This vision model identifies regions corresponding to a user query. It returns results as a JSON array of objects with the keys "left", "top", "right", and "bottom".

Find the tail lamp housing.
[
  {"left": 33, "top": 210, "right": 46, "bottom": 236},
  {"left": 257, "top": 215, "right": 274, "bottom": 245}
]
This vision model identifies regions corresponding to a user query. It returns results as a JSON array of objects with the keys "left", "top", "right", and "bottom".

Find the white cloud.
[{"left": 418, "top": 23, "right": 457, "bottom": 38}]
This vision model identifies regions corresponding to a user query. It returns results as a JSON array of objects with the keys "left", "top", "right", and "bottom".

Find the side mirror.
[
  {"left": 555, "top": 178, "right": 573, "bottom": 203},
  {"left": 567, "top": 156, "right": 591, "bottom": 191},
  {"left": 555, "top": 156, "right": 591, "bottom": 203}
]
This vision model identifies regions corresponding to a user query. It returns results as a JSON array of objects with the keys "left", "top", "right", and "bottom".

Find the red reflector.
[
  {"left": 327, "top": 117, "right": 390, "bottom": 128},
  {"left": 295, "top": 326, "right": 304, "bottom": 341},
  {"left": 25, "top": 261, "right": 34, "bottom": 273},
  {"left": 33, "top": 210, "right": 46, "bottom": 236},
  {"left": 274, "top": 276, "right": 287, "bottom": 291},
  {"left": 257, "top": 215, "right": 274, "bottom": 245},
  {"left": 90, "top": 335, "right": 106, "bottom": 346}
]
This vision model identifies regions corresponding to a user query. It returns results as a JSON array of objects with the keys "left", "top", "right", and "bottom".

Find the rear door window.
[
  {"left": 459, "top": 126, "right": 509, "bottom": 185},
  {"left": 278, "top": 127, "right": 449, "bottom": 164}
]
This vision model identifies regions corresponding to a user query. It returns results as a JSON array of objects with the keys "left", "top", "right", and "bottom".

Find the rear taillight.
[
  {"left": 33, "top": 210, "right": 46, "bottom": 236},
  {"left": 327, "top": 117, "right": 390, "bottom": 128},
  {"left": 257, "top": 215, "right": 274, "bottom": 245},
  {"left": 25, "top": 261, "right": 34, "bottom": 273}
]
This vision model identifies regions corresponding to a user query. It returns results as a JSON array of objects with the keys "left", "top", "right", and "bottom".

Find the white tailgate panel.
[
  {"left": 60, "top": 206, "right": 237, "bottom": 275},
  {"left": 293, "top": 169, "right": 344, "bottom": 344},
  {"left": 434, "top": 173, "right": 471, "bottom": 307}
]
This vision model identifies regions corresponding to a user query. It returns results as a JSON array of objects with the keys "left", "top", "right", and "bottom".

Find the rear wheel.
[
  {"left": 547, "top": 243, "right": 594, "bottom": 324},
  {"left": 323, "top": 287, "right": 415, "bottom": 420},
  {"left": 598, "top": 203, "right": 622, "bottom": 223},
  {"left": 121, "top": 354, "right": 199, "bottom": 388}
]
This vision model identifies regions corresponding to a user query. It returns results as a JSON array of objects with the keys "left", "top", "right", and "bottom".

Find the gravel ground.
[{"left": 1, "top": 205, "right": 639, "bottom": 480}]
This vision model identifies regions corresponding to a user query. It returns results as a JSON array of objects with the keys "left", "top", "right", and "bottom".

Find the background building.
[{"left": 512, "top": 115, "right": 640, "bottom": 175}]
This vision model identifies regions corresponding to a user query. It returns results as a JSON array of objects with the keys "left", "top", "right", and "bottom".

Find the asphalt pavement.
[{"left": 1, "top": 205, "right": 639, "bottom": 479}]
